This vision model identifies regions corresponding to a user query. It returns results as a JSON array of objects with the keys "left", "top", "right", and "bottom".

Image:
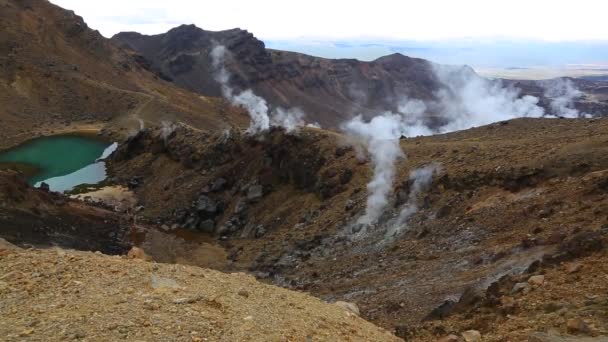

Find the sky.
[{"left": 50, "top": 0, "right": 608, "bottom": 41}]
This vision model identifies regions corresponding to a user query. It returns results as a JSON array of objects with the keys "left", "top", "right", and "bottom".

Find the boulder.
[
  {"left": 253, "top": 225, "right": 266, "bottom": 238},
  {"left": 528, "top": 275, "right": 545, "bottom": 286},
  {"left": 127, "top": 246, "right": 152, "bottom": 261},
  {"left": 196, "top": 195, "right": 217, "bottom": 214},
  {"left": 183, "top": 215, "right": 200, "bottom": 230},
  {"left": 335, "top": 301, "right": 360, "bottom": 316},
  {"left": 247, "top": 185, "right": 264, "bottom": 201},
  {"left": 564, "top": 262, "right": 582, "bottom": 274},
  {"left": 345, "top": 200, "right": 355, "bottom": 211},
  {"left": 211, "top": 177, "right": 227, "bottom": 192},
  {"left": 566, "top": 318, "right": 590, "bottom": 334},
  {"left": 234, "top": 198, "right": 248, "bottom": 214},
  {"left": 198, "top": 219, "right": 215, "bottom": 234},
  {"left": 461, "top": 330, "right": 481, "bottom": 342},
  {"left": 511, "top": 282, "right": 529, "bottom": 294},
  {"left": 38, "top": 182, "right": 50, "bottom": 192}
]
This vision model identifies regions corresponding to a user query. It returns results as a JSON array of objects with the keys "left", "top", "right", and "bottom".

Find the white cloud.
[{"left": 50, "top": 0, "right": 608, "bottom": 41}]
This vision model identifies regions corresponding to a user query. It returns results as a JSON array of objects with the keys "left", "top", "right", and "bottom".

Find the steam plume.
[
  {"left": 344, "top": 64, "right": 553, "bottom": 228},
  {"left": 160, "top": 121, "right": 177, "bottom": 143},
  {"left": 344, "top": 114, "right": 404, "bottom": 224},
  {"left": 210, "top": 45, "right": 307, "bottom": 134},
  {"left": 271, "top": 107, "right": 306, "bottom": 132},
  {"left": 398, "top": 164, "right": 440, "bottom": 223},
  {"left": 430, "top": 65, "right": 545, "bottom": 132},
  {"left": 540, "top": 78, "right": 587, "bottom": 118}
]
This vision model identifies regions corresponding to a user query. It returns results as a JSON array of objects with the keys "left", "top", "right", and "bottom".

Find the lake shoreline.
[
  {"left": 0, "top": 121, "right": 126, "bottom": 150},
  {"left": 0, "top": 134, "right": 118, "bottom": 193}
]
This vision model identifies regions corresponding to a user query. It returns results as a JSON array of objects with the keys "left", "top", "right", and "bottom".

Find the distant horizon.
[
  {"left": 49, "top": 0, "right": 608, "bottom": 78},
  {"left": 50, "top": 0, "right": 608, "bottom": 41}
]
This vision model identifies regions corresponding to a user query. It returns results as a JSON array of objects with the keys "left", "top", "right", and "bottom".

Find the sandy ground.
[{"left": 71, "top": 185, "right": 137, "bottom": 212}]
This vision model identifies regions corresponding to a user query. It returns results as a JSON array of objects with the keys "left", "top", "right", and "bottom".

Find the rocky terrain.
[
  {"left": 0, "top": 0, "right": 248, "bottom": 149},
  {"left": 112, "top": 25, "right": 608, "bottom": 128},
  {"left": 0, "top": 170, "right": 130, "bottom": 254},
  {"left": 0, "top": 242, "right": 398, "bottom": 341},
  {"left": 104, "top": 118, "right": 608, "bottom": 340},
  {"left": 2, "top": 1, "right": 608, "bottom": 341},
  {"left": 111, "top": 25, "right": 451, "bottom": 127}
]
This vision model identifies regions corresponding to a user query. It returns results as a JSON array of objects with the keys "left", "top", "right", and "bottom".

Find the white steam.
[
  {"left": 344, "top": 64, "right": 555, "bottom": 228},
  {"left": 230, "top": 89, "right": 271, "bottom": 134},
  {"left": 160, "top": 121, "right": 177, "bottom": 143},
  {"left": 271, "top": 107, "right": 306, "bottom": 132},
  {"left": 430, "top": 65, "right": 545, "bottom": 132},
  {"left": 344, "top": 114, "right": 404, "bottom": 225},
  {"left": 540, "top": 78, "right": 587, "bottom": 118},
  {"left": 385, "top": 163, "right": 441, "bottom": 239},
  {"left": 210, "top": 45, "right": 308, "bottom": 134},
  {"left": 397, "top": 164, "right": 440, "bottom": 224}
]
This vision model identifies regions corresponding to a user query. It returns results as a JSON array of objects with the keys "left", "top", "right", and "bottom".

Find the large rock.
[
  {"left": 196, "top": 195, "right": 217, "bottom": 214},
  {"left": 334, "top": 301, "right": 360, "bottom": 316},
  {"left": 528, "top": 275, "right": 545, "bottom": 286},
  {"left": 198, "top": 219, "right": 215, "bottom": 234},
  {"left": 247, "top": 185, "right": 263, "bottom": 201},
  {"left": 461, "top": 330, "right": 482, "bottom": 342},
  {"left": 234, "top": 198, "right": 248, "bottom": 214}
]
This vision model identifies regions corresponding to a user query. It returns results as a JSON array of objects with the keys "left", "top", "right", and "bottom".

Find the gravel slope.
[{"left": 0, "top": 243, "right": 399, "bottom": 341}]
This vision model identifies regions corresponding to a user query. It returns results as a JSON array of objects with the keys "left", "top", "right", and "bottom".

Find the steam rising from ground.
[
  {"left": 345, "top": 65, "right": 589, "bottom": 228},
  {"left": 431, "top": 65, "right": 545, "bottom": 132},
  {"left": 540, "top": 78, "right": 588, "bottom": 118},
  {"left": 384, "top": 163, "right": 441, "bottom": 239},
  {"left": 344, "top": 114, "right": 404, "bottom": 224},
  {"left": 397, "top": 164, "right": 440, "bottom": 224},
  {"left": 210, "top": 45, "right": 308, "bottom": 134},
  {"left": 160, "top": 121, "right": 177, "bottom": 143}
]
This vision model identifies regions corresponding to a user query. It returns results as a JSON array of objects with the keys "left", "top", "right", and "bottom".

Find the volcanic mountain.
[
  {"left": 111, "top": 25, "right": 444, "bottom": 128},
  {"left": 112, "top": 25, "right": 608, "bottom": 129}
]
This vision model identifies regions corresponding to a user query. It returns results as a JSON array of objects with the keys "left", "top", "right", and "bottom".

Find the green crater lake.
[{"left": 0, "top": 135, "right": 117, "bottom": 193}]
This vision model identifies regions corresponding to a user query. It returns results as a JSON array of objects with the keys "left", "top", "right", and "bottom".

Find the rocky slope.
[
  {"left": 105, "top": 118, "right": 608, "bottom": 340},
  {"left": 111, "top": 25, "right": 442, "bottom": 128},
  {"left": 112, "top": 25, "right": 608, "bottom": 129},
  {"left": 0, "top": 0, "right": 247, "bottom": 148},
  {"left": 0, "top": 243, "right": 399, "bottom": 341},
  {"left": 0, "top": 170, "right": 129, "bottom": 254}
]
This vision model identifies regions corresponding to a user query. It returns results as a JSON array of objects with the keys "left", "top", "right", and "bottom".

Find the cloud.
[{"left": 51, "top": 0, "right": 608, "bottom": 41}]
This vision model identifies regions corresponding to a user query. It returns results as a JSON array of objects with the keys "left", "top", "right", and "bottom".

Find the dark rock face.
[
  {"left": 111, "top": 25, "right": 443, "bottom": 128},
  {"left": 0, "top": 171, "right": 130, "bottom": 255}
]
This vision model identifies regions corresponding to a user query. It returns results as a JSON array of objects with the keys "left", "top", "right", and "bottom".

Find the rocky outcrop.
[{"left": 109, "top": 124, "right": 348, "bottom": 238}]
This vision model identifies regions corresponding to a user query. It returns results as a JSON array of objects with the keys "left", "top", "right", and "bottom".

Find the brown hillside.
[
  {"left": 104, "top": 118, "right": 608, "bottom": 340},
  {"left": 0, "top": 244, "right": 400, "bottom": 341},
  {"left": 0, "top": 0, "right": 247, "bottom": 149}
]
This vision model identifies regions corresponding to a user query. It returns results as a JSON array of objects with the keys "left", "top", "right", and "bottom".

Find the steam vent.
[{"left": 1, "top": 0, "right": 608, "bottom": 340}]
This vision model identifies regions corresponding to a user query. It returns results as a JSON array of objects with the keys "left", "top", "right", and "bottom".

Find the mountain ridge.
[{"left": 111, "top": 24, "right": 444, "bottom": 128}]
